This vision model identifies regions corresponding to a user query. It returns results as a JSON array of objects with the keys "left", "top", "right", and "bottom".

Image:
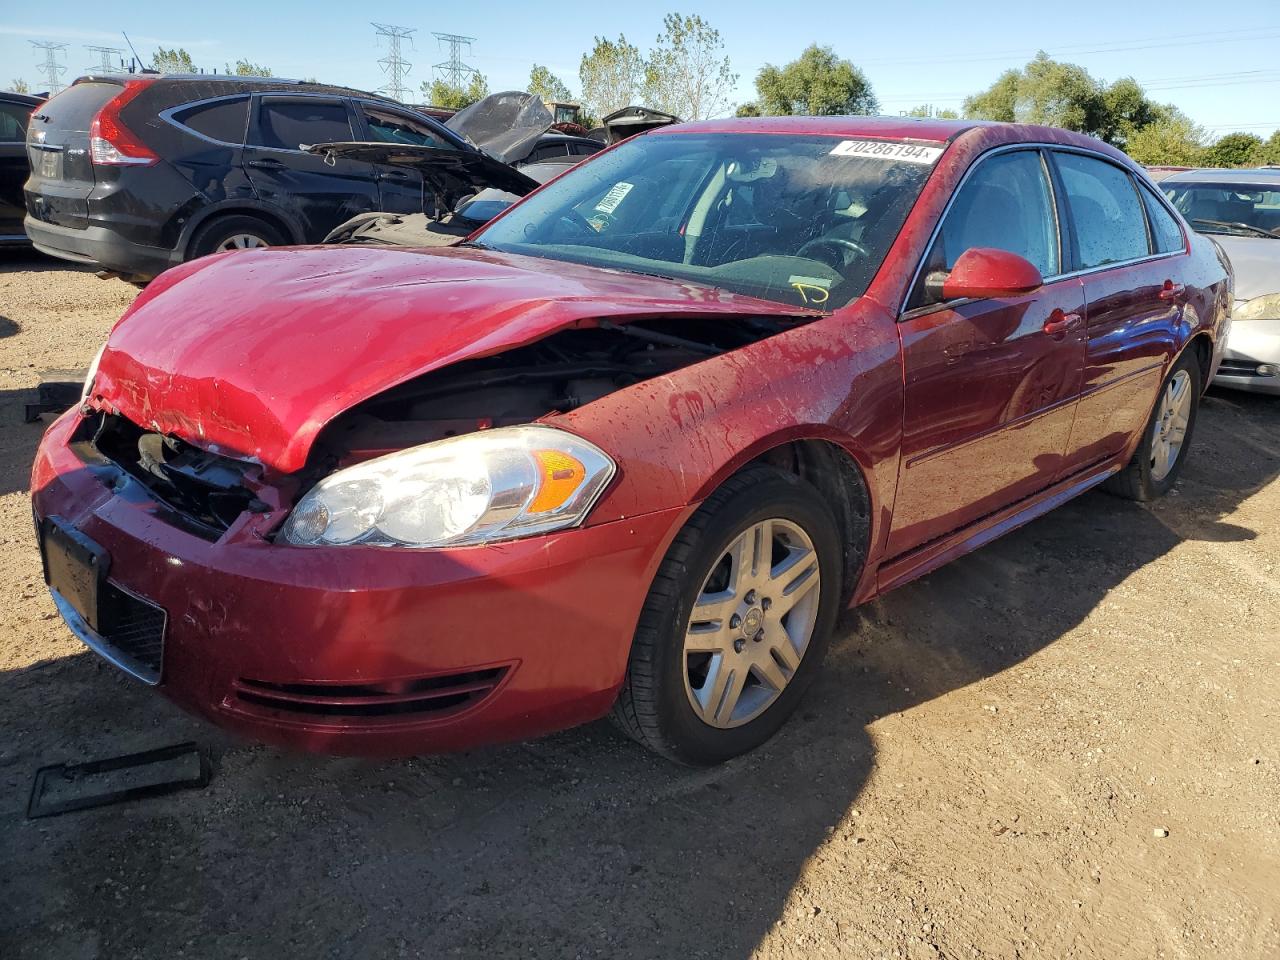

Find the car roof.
[
  {"left": 1, "top": 91, "right": 43, "bottom": 106},
  {"left": 1161, "top": 167, "right": 1280, "bottom": 186},
  {"left": 652, "top": 114, "right": 1122, "bottom": 153},
  {"left": 75, "top": 73, "right": 391, "bottom": 103}
]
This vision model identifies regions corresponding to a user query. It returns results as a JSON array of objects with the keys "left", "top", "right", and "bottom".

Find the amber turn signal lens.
[{"left": 529, "top": 449, "right": 587, "bottom": 513}]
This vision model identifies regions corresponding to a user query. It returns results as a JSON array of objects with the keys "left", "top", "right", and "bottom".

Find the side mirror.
[{"left": 936, "top": 248, "right": 1043, "bottom": 301}]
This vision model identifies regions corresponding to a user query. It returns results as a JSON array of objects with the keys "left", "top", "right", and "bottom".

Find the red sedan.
[{"left": 32, "top": 117, "right": 1229, "bottom": 764}]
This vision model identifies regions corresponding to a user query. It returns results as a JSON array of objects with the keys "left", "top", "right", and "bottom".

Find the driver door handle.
[
  {"left": 246, "top": 158, "right": 285, "bottom": 170},
  {"left": 1043, "top": 309, "right": 1083, "bottom": 339}
]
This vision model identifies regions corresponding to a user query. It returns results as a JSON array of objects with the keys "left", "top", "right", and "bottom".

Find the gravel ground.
[{"left": 0, "top": 251, "right": 1277, "bottom": 960}]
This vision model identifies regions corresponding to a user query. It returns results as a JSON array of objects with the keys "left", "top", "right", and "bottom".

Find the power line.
[
  {"left": 85, "top": 45, "right": 125, "bottom": 74},
  {"left": 30, "top": 40, "right": 68, "bottom": 94},
  {"left": 432, "top": 32, "right": 476, "bottom": 89},
  {"left": 371, "top": 22, "right": 415, "bottom": 103}
]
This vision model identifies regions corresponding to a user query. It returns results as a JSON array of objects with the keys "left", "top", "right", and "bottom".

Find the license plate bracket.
[
  {"left": 39, "top": 149, "right": 60, "bottom": 180},
  {"left": 39, "top": 516, "right": 109, "bottom": 632}
]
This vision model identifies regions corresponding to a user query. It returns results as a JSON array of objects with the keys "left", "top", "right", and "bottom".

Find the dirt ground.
[{"left": 0, "top": 250, "right": 1277, "bottom": 960}]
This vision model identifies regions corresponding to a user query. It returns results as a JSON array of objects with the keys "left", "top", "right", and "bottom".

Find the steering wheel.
[
  {"left": 558, "top": 209, "right": 598, "bottom": 237},
  {"left": 797, "top": 236, "right": 871, "bottom": 270}
]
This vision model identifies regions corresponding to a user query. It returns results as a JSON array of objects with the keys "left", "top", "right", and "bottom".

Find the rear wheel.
[
  {"left": 611, "top": 466, "right": 843, "bottom": 765},
  {"left": 1105, "top": 350, "right": 1201, "bottom": 501},
  {"left": 188, "top": 215, "right": 285, "bottom": 260}
]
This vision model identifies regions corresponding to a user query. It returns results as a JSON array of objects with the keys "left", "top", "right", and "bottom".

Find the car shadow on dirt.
[{"left": 0, "top": 392, "right": 1275, "bottom": 959}]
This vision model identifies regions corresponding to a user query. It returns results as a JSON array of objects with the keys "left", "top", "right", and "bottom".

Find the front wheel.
[
  {"left": 1105, "top": 350, "right": 1201, "bottom": 501},
  {"left": 611, "top": 466, "right": 844, "bottom": 765}
]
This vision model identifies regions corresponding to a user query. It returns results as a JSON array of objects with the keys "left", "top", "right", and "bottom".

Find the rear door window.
[
  {"left": 252, "top": 98, "right": 352, "bottom": 151},
  {"left": 0, "top": 102, "right": 29, "bottom": 141},
  {"left": 359, "top": 105, "right": 448, "bottom": 147},
  {"left": 1055, "top": 152, "right": 1150, "bottom": 268},
  {"left": 1139, "top": 182, "right": 1184, "bottom": 254},
  {"left": 173, "top": 97, "right": 249, "bottom": 145}
]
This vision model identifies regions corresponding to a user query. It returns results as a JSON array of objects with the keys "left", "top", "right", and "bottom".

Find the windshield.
[
  {"left": 1162, "top": 182, "right": 1280, "bottom": 239},
  {"left": 474, "top": 132, "right": 942, "bottom": 309}
]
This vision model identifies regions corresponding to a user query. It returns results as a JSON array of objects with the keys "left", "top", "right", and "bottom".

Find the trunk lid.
[
  {"left": 24, "top": 79, "right": 124, "bottom": 228},
  {"left": 90, "top": 245, "right": 819, "bottom": 475}
]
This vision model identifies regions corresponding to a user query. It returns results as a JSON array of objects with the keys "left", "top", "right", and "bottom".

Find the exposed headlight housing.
[
  {"left": 280, "top": 425, "right": 615, "bottom": 548},
  {"left": 81, "top": 343, "right": 107, "bottom": 403},
  {"left": 1234, "top": 293, "right": 1280, "bottom": 322}
]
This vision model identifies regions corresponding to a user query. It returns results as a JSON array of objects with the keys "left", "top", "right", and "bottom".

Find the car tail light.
[{"left": 90, "top": 80, "right": 158, "bottom": 166}]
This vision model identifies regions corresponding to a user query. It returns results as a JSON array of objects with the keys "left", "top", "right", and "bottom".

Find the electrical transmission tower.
[
  {"left": 85, "top": 45, "right": 125, "bottom": 74},
  {"left": 31, "top": 41, "right": 68, "bottom": 94},
  {"left": 432, "top": 33, "right": 476, "bottom": 89},
  {"left": 371, "top": 22, "right": 415, "bottom": 103}
]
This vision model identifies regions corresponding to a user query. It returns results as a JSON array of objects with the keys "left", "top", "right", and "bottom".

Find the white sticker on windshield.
[
  {"left": 595, "top": 181, "right": 635, "bottom": 214},
  {"left": 828, "top": 140, "right": 943, "bottom": 164}
]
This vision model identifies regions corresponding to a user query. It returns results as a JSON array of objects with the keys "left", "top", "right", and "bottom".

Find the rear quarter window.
[
  {"left": 173, "top": 97, "right": 249, "bottom": 145},
  {"left": 1139, "top": 182, "right": 1184, "bottom": 254}
]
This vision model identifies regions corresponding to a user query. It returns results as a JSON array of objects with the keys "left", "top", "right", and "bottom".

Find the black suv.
[
  {"left": 23, "top": 75, "right": 481, "bottom": 280},
  {"left": 1, "top": 90, "right": 43, "bottom": 245}
]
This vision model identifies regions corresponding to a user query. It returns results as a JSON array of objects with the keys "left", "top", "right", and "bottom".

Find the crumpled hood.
[
  {"left": 1211, "top": 235, "right": 1280, "bottom": 302},
  {"left": 92, "top": 245, "right": 819, "bottom": 475}
]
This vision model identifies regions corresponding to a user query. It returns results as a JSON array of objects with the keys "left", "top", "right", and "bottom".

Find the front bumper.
[
  {"left": 31, "top": 412, "right": 688, "bottom": 756},
  {"left": 1214, "top": 317, "right": 1280, "bottom": 396},
  {"left": 24, "top": 215, "right": 175, "bottom": 280}
]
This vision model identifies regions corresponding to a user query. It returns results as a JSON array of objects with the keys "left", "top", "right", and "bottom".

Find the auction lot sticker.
[{"left": 829, "top": 140, "right": 944, "bottom": 164}]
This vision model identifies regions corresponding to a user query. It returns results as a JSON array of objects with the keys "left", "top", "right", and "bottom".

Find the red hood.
[{"left": 92, "top": 245, "right": 819, "bottom": 474}]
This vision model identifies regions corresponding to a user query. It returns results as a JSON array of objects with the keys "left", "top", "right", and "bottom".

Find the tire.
[
  {"left": 1104, "top": 350, "right": 1202, "bottom": 501},
  {"left": 187, "top": 215, "right": 286, "bottom": 260},
  {"left": 611, "top": 465, "right": 844, "bottom": 765}
]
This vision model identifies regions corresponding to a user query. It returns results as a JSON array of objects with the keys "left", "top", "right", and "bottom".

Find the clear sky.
[{"left": 3, "top": 1, "right": 1277, "bottom": 139}]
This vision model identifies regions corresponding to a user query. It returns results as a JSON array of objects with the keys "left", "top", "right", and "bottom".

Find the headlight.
[
  {"left": 280, "top": 425, "right": 615, "bottom": 548},
  {"left": 1234, "top": 293, "right": 1280, "bottom": 322},
  {"left": 82, "top": 343, "right": 107, "bottom": 403}
]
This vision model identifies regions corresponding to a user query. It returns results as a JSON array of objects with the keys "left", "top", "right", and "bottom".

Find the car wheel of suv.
[
  {"left": 188, "top": 215, "right": 286, "bottom": 260},
  {"left": 1105, "top": 350, "right": 1202, "bottom": 502},
  {"left": 611, "top": 465, "right": 843, "bottom": 765}
]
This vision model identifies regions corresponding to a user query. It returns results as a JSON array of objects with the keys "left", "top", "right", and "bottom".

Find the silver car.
[{"left": 1163, "top": 168, "right": 1280, "bottom": 395}]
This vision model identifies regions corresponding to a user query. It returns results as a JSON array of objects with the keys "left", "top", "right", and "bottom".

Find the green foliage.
[
  {"left": 937, "top": 108, "right": 959, "bottom": 120},
  {"left": 9, "top": 78, "right": 30, "bottom": 94},
  {"left": 1262, "top": 131, "right": 1280, "bottom": 166},
  {"left": 578, "top": 34, "right": 646, "bottom": 120},
  {"left": 1124, "top": 107, "right": 1206, "bottom": 167},
  {"left": 422, "top": 73, "right": 490, "bottom": 111},
  {"left": 151, "top": 47, "right": 196, "bottom": 73},
  {"left": 754, "top": 45, "right": 878, "bottom": 117},
  {"left": 528, "top": 64, "right": 573, "bottom": 103},
  {"left": 735, "top": 102, "right": 762, "bottom": 118},
  {"left": 1202, "top": 132, "right": 1265, "bottom": 168},
  {"left": 226, "top": 60, "right": 272, "bottom": 78},
  {"left": 643, "top": 13, "right": 737, "bottom": 120}
]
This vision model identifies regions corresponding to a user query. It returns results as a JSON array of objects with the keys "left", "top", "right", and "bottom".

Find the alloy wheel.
[
  {"left": 216, "top": 234, "right": 269, "bottom": 252},
  {"left": 682, "top": 518, "right": 822, "bottom": 729},
  {"left": 1150, "top": 369, "right": 1192, "bottom": 482}
]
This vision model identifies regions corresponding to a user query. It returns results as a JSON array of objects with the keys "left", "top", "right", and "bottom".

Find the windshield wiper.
[{"left": 1191, "top": 218, "right": 1279, "bottom": 239}]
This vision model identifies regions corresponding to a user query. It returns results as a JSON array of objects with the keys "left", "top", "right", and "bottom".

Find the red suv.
[{"left": 32, "top": 117, "right": 1229, "bottom": 764}]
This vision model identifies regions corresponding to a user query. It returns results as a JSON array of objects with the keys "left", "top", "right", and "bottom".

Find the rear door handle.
[
  {"left": 377, "top": 169, "right": 412, "bottom": 181},
  {"left": 246, "top": 158, "right": 285, "bottom": 170},
  {"left": 1043, "top": 309, "right": 1083, "bottom": 339},
  {"left": 1158, "top": 280, "right": 1185, "bottom": 300}
]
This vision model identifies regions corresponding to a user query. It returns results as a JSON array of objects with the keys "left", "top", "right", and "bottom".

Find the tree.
[
  {"left": 528, "top": 64, "right": 572, "bottom": 103},
  {"left": 735, "top": 102, "right": 761, "bottom": 118},
  {"left": 422, "top": 73, "right": 490, "bottom": 110},
  {"left": 226, "top": 60, "right": 272, "bottom": 77},
  {"left": 754, "top": 45, "right": 878, "bottom": 117},
  {"left": 9, "top": 78, "right": 30, "bottom": 94},
  {"left": 1202, "top": 132, "right": 1264, "bottom": 168},
  {"left": 905, "top": 105, "right": 959, "bottom": 120},
  {"left": 1124, "top": 108, "right": 1206, "bottom": 167},
  {"left": 579, "top": 35, "right": 645, "bottom": 120},
  {"left": 152, "top": 47, "right": 196, "bottom": 73},
  {"left": 1261, "top": 131, "right": 1280, "bottom": 166},
  {"left": 643, "top": 13, "right": 737, "bottom": 120}
]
